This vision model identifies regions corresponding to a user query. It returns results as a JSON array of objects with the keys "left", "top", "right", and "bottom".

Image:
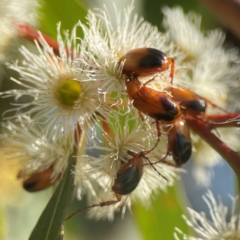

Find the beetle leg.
[
  {"left": 65, "top": 197, "right": 121, "bottom": 220},
  {"left": 143, "top": 77, "right": 156, "bottom": 86},
  {"left": 138, "top": 110, "right": 145, "bottom": 121},
  {"left": 156, "top": 120, "right": 161, "bottom": 140},
  {"left": 203, "top": 98, "right": 227, "bottom": 113},
  {"left": 167, "top": 57, "right": 175, "bottom": 85},
  {"left": 143, "top": 155, "right": 168, "bottom": 181}
]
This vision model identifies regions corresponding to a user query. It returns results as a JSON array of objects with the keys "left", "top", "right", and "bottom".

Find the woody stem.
[
  {"left": 17, "top": 24, "right": 60, "bottom": 54},
  {"left": 198, "top": 0, "right": 240, "bottom": 40},
  {"left": 187, "top": 117, "right": 240, "bottom": 192},
  {"left": 200, "top": 113, "right": 240, "bottom": 128}
]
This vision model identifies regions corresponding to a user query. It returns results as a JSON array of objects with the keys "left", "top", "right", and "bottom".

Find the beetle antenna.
[
  {"left": 143, "top": 155, "right": 168, "bottom": 182},
  {"left": 65, "top": 199, "right": 120, "bottom": 221},
  {"left": 144, "top": 120, "right": 161, "bottom": 155}
]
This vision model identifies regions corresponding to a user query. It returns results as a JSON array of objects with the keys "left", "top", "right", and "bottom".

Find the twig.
[
  {"left": 17, "top": 24, "right": 60, "bottom": 54},
  {"left": 200, "top": 113, "right": 240, "bottom": 128},
  {"left": 198, "top": 0, "right": 240, "bottom": 40},
  {"left": 187, "top": 117, "right": 240, "bottom": 191}
]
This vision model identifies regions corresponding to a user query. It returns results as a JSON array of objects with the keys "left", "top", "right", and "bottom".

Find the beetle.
[
  {"left": 19, "top": 166, "right": 60, "bottom": 192},
  {"left": 120, "top": 52, "right": 193, "bottom": 166},
  {"left": 66, "top": 151, "right": 145, "bottom": 220},
  {"left": 165, "top": 86, "right": 227, "bottom": 115},
  {"left": 125, "top": 77, "right": 181, "bottom": 122},
  {"left": 120, "top": 47, "right": 175, "bottom": 83},
  {"left": 113, "top": 149, "right": 169, "bottom": 197},
  {"left": 65, "top": 150, "right": 168, "bottom": 220},
  {"left": 165, "top": 87, "right": 207, "bottom": 114},
  {"left": 112, "top": 151, "right": 144, "bottom": 196},
  {"left": 120, "top": 48, "right": 180, "bottom": 122},
  {"left": 167, "top": 118, "right": 192, "bottom": 166}
]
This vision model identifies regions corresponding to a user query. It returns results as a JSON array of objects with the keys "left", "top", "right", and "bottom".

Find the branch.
[
  {"left": 187, "top": 117, "right": 240, "bottom": 190},
  {"left": 200, "top": 113, "right": 240, "bottom": 128},
  {"left": 198, "top": 0, "right": 240, "bottom": 40},
  {"left": 17, "top": 24, "right": 60, "bottom": 54}
]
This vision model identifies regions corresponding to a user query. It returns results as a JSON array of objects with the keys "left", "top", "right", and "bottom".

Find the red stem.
[
  {"left": 187, "top": 117, "right": 240, "bottom": 189},
  {"left": 200, "top": 113, "right": 240, "bottom": 128},
  {"left": 198, "top": 0, "right": 240, "bottom": 40},
  {"left": 17, "top": 24, "right": 60, "bottom": 54},
  {"left": 74, "top": 123, "right": 82, "bottom": 155}
]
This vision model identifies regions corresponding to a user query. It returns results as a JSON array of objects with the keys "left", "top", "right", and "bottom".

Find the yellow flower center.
[{"left": 56, "top": 79, "right": 82, "bottom": 107}]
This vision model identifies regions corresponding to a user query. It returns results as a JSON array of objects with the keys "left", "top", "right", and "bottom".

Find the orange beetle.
[
  {"left": 66, "top": 151, "right": 145, "bottom": 220},
  {"left": 120, "top": 47, "right": 175, "bottom": 82},
  {"left": 166, "top": 86, "right": 226, "bottom": 114},
  {"left": 112, "top": 152, "right": 144, "bottom": 196},
  {"left": 66, "top": 151, "right": 168, "bottom": 220},
  {"left": 112, "top": 149, "right": 168, "bottom": 198},
  {"left": 125, "top": 77, "right": 181, "bottom": 122},
  {"left": 167, "top": 118, "right": 192, "bottom": 166},
  {"left": 163, "top": 87, "right": 226, "bottom": 166},
  {"left": 20, "top": 166, "right": 60, "bottom": 192},
  {"left": 120, "top": 48, "right": 180, "bottom": 122},
  {"left": 120, "top": 48, "right": 198, "bottom": 167},
  {"left": 166, "top": 87, "right": 207, "bottom": 114}
]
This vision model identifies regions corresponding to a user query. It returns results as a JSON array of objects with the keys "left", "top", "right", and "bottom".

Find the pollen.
[{"left": 56, "top": 79, "right": 82, "bottom": 107}]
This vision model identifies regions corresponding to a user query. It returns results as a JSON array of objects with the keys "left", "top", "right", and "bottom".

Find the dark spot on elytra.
[
  {"left": 137, "top": 48, "right": 167, "bottom": 69},
  {"left": 112, "top": 165, "right": 141, "bottom": 195},
  {"left": 172, "top": 133, "right": 192, "bottom": 165},
  {"left": 184, "top": 99, "right": 206, "bottom": 113}
]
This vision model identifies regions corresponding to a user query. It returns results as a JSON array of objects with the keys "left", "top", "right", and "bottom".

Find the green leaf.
[
  {"left": 39, "top": 0, "right": 88, "bottom": 37},
  {"left": 133, "top": 186, "right": 190, "bottom": 239},
  {"left": 29, "top": 152, "right": 76, "bottom": 240}
]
